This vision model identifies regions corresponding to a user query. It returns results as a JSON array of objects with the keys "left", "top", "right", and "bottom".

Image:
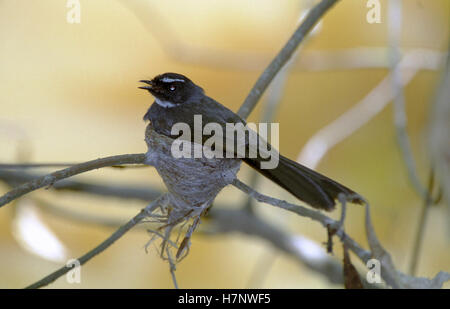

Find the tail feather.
[{"left": 244, "top": 155, "right": 363, "bottom": 211}]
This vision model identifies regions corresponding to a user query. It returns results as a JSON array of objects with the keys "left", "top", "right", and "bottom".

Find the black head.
[{"left": 139, "top": 73, "right": 204, "bottom": 106}]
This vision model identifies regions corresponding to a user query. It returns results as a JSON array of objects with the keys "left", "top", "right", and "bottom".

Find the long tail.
[{"left": 244, "top": 155, "right": 364, "bottom": 211}]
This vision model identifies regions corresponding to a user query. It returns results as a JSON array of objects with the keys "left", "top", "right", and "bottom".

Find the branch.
[
  {"left": 232, "top": 178, "right": 450, "bottom": 289},
  {"left": 429, "top": 41, "right": 450, "bottom": 234},
  {"left": 388, "top": 0, "right": 429, "bottom": 200},
  {"left": 0, "top": 169, "right": 161, "bottom": 201},
  {"left": 0, "top": 167, "right": 350, "bottom": 285},
  {"left": 34, "top": 195, "right": 348, "bottom": 285},
  {"left": 0, "top": 163, "right": 149, "bottom": 169},
  {"left": 243, "top": 33, "right": 301, "bottom": 212},
  {"left": 208, "top": 208, "right": 345, "bottom": 285},
  {"left": 409, "top": 171, "right": 435, "bottom": 275},
  {"left": 232, "top": 179, "right": 372, "bottom": 263},
  {"left": 0, "top": 163, "right": 77, "bottom": 169},
  {"left": 0, "top": 153, "right": 146, "bottom": 209},
  {"left": 25, "top": 194, "right": 168, "bottom": 289},
  {"left": 237, "top": 0, "right": 340, "bottom": 119}
]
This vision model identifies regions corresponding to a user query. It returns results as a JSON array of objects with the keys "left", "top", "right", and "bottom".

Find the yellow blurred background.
[{"left": 0, "top": 0, "right": 448, "bottom": 288}]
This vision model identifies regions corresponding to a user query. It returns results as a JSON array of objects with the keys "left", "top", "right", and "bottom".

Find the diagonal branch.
[
  {"left": 232, "top": 179, "right": 372, "bottom": 263},
  {"left": 388, "top": 0, "right": 429, "bottom": 200},
  {"left": 208, "top": 208, "right": 346, "bottom": 285},
  {"left": 25, "top": 194, "right": 168, "bottom": 289},
  {"left": 232, "top": 178, "right": 450, "bottom": 289},
  {"left": 33, "top": 195, "right": 349, "bottom": 285}
]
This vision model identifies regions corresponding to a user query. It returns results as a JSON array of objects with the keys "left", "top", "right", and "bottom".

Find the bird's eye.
[{"left": 169, "top": 85, "right": 176, "bottom": 91}]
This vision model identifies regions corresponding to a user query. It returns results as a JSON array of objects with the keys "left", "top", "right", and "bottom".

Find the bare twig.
[
  {"left": 0, "top": 163, "right": 148, "bottom": 169},
  {"left": 232, "top": 178, "right": 450, "bottom": 289},
  {"left": 22, "top": 169, "right": 351, "bottom": 285},
  {"left": 363, "top": 201, "right": 401, "bottom": 288},
  {"left": 0, "top": 153, "right": 146, "bottom": 208},
  {"left": 237, "top": 0, "right": 340, "bottom": 119},
  {"left": 232, "top": 179, "right": 372, "bottom": 262},
  {"left": 389, "top": 0, "right": 428, "bottom": 200},
  {"left": 209, "top": 207, "right": 345, "bottom": 285},
  {"left": 34, "top": 195, "right": 348, "bottom": 285},
  {"left": 0, "top": 169, "right": 161, "bottom": 201},
  {"left": 0, "top": 163, "right": 78, "bottom": 169},
  {"left": 25, "top": 194, "right": 168, "bottom": 289},
  {"left": 243, "top": 40, "right": 299, "bottom": 213},
  {"left": 166, "top": 247, "right": 179, "bottom": 289},
  {"left": 409, "top": 170, "right": 435, "bottom": 275},
  {"left": 428, "top": 41, "right": 450, "bottom": 235},
  {"left": 2, "top": 172, "right": 340, "bottom": 282}
]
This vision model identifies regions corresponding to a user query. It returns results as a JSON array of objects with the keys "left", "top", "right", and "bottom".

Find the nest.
[{"left": 143, "top": 124, "right": 241, "bottom": 262}]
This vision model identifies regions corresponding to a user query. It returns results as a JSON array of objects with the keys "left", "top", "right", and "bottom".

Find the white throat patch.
[{"left": 155, "top": 97, "right": 178, "bottom": 108}]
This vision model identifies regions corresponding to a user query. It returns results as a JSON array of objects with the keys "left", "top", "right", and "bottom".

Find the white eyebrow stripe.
[{"left": 161, "top": 77, "right": 185, "bottom": 83}]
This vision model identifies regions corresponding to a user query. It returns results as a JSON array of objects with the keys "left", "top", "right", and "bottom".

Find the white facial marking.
[
  {"left": 155, "top": 97, "right": 178, "bottom": 108},
  {"left": 161, "top": 77, "right": 185, "bottom": 83}
]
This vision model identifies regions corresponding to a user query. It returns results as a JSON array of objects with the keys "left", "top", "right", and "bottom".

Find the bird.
[{"left": 139, "top": 72, "right": 363, "bottom": 211}]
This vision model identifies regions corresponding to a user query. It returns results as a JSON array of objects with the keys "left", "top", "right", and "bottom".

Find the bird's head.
[{"left": 139, "top": 73, "right": 204, "bottom": 107}]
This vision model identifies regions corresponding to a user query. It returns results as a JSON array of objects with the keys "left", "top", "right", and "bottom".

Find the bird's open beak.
[{"left": 138, "top": 80, "right": 153, "bottom": 91}]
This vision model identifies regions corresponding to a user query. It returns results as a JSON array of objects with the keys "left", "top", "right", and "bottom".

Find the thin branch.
[
  {"left": 0, "top": 153, "right": 146, "bottom": 208},
  {"left": 34, "top": 194, "right": 348, "bottom": 285},
  {"left": 25, "top": 194, "right": 168, "bottom": 289},
  {"left": 363, "top": 200, "right": 401, "bottom": 288},
  {"left": 23, "top": 173, "right": 350, "bottom": 286},
  {"left": 237, "top": 0, "right": 340, "bottom": 119},
  {"left": 232, "top": 178, "right": 450, "bottom": 289},
  {"left": 428, "top": 40, "right": 450, "bottom": 236},
  {"left": 166, "top": 247, "right": 179, "bottom": 289},
  {"left": 409, "top": 170, "right": 435, "bottom": 275},
  {"left": 243, "top": 42, "right": 298, "bottom": 213},
  {"left": 0, "top": 163, "right": 78, "bottom": 169},
  {"left": 209, "top": 208, "right": 345, "bottom": 285},
  {"left": 231, "top": 179, "right": 372, "bottom": 263},
  {"left": 388, "top": 1, "right": 441, "bottom": 279},
  {"left": 242, "top": 0, "right": 316, "bottom": 213},
  {"left": 0, "top": 163, "right": 149, "bottom": 169},
  {"left": 389, "top": 0, "right": 428, "bottom": 200},
  {"left": 0, "top": 169, "right": 161, "bottom": 201}
]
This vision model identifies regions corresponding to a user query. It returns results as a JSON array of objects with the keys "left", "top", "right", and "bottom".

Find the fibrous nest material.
[{"left": 143, "top": 124, "right": 241, "bottom": 262}]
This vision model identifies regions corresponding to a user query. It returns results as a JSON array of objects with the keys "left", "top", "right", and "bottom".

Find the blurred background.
[{"left": 0, "top": 0, "right": 449, "bottom": 288}]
